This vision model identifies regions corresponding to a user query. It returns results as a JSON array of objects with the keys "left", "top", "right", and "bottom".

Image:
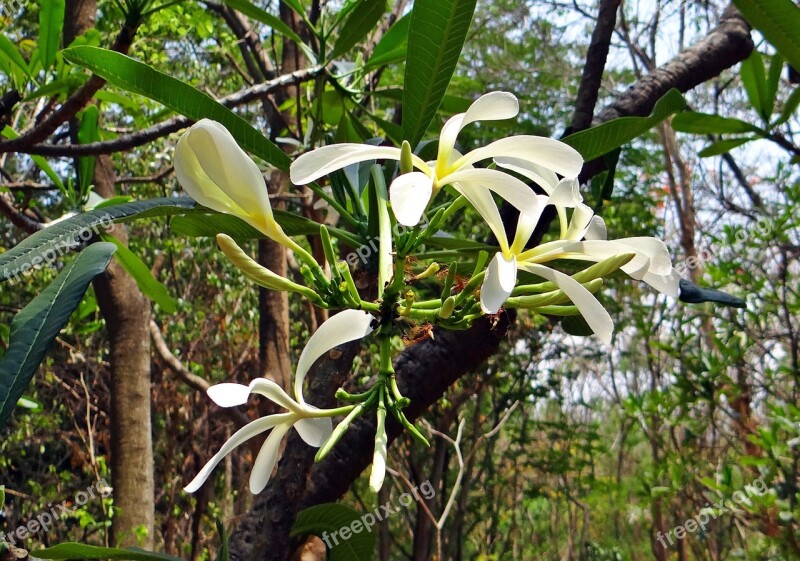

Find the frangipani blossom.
[
  {"left": 479, "top": 180, "right": 679, "bottom": 344},
  {"left": 174, "top": 119, "right": 297, "bottom": 250},
  {"left": 184, "top": 310, "right": 375, "bottom": 494},
  {"left": 290, "top": 92, "right": 583, "bottom": 226}
]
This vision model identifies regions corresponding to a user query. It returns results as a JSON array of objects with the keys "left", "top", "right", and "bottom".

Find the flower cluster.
[{"left": 173, "top": 91, "right": 679, "bottom": 494}]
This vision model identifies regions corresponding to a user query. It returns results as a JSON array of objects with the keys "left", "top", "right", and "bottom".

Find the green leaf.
[
  {"left": 766, "top": 53, "right": 784, "bottom": 118},
  {"left": 222, "top": 0, "right": 312, "bottom": 59},
  {"left": 332, "top": 0, "right": 387, "bottom": 59},
  {"left": 214, "top": 518, "right": 229, "bottom": 561},
  {"left": 740, "top": 51, "right": 768, "bottom": 120},
  {"left": 0, "top": 243, "right": 116, "bottom": 430},
  {"left": 402, "top": 0, "right": 478, "bottom": 146},
  {"left": 101, "top": 235, "right": 177, "bottom": 314},
  {"left": 364, "top": 11, "right": 410, "bottom": 70},
  {"left": 0, "top": 34, "right": 33, "bottom": 85},
  {"left": 734, "top": 0, "right": 800, "bottom": 72},
  {"left": 670, "top": 111, "right": 762, "bottom": 135},
  {"left": 39, "top": 0, "right": 66, "bottom": 72},
  {"left": 291, "top": 503, "right": 376, "bottom": 561},
  {"left": 32, "top": 543, "right": 184, "bottom": 561},
  {"left": 2, "top": 126, "right": 64, "bottom": 190},
  {"left": 775, "top": 86, "right": 800, "bottom": 126},
  {"left": 425, "top": 235, "right": 494, "bottom": 252},
  {"left": 24, "top": 75, "right": 86, "bottom": 101},
  {"left": 560, "top": 314, "right": 594, "bottom": 337},
  {"left": 563, "top": 89, "right": 686, "bottom": 160},
  {"left": 0, "top": 197, "right": 196, "bottom": 283},
  {"left": 698, "top": 137, "right": 752, "bottom": 157},
  {"left": 77, "top": 105, "right": 99, "bottom": 194},
  {"left": 62, "top": 46, "right": 291, "bottom": 171}
]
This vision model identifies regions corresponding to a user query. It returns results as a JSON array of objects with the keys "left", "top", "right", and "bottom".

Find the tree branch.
[{"left": 13, "top": 65, "right": 324, "bottom": 157}]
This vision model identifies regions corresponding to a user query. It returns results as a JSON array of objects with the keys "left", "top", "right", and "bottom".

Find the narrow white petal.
[
  {"left": 511, "top": 210, "right": 543, "bottom": 254},
  {"left": 437, "top": 114, "right": 466, "bottom": 166},
  {"left": 207, "top": 383, "right": 252, "bottom": 408},
  {"left": 519, "top": 263, "right": 613, "bottom": 344},
  {"left": 247, "top": 378, "right": 304, "bottom": 412},
  {"left": 290, "top": 145, "right": 402, "bottom": 184},
  {"left": 616, "top": 237, "right": 673, "bottom": 275},
  {"left": 569, "top": 240, "right": 652, "bottom": 279},
  {"left": 480, "top": 253, "right": 517, "bottom": 314},
  {"left": 548, "top": 178, "right": 583, "bottom": 207},
  {"left": 585, "top": 216, "right": 607, "bottom": 240},
  {"left": 444, "top": 168, "right": 544, "bottom": 218},
  {"left": 294, "top": 416, "right": 333, "bottom": 447},
  {"left": 452, "top": 184, "right": 510, "bottom": 254},
  {"left": 642, "top": 268, "right": 680, "bottom": 297},
  {"left": 249, "top": 421, "right": 292, "bottom": 494},
  {"left": 565, "top": 202, "right": 596, "bottom": 241},
  {"left": 183, "top": 414, "right": 292, "bottom": 493},
  {"left": 462, "top": 91, "right": 519, "bottom": 128},
  {"left": 389, "top": 172, "right": 433, "bottom": 226},
  {"left": 295, "top": 310, "right": 375, "bottom": 405},
  {"left": 494, "top": 157, "right": 559, "bottom": 193},
  {"left": 457, "top": 136, "right": 583, "bottom": 179}
]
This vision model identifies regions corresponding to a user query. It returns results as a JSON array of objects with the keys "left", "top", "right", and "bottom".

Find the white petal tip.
[{"left": 207, "top": 383, "right": 251, "bottom": 407}]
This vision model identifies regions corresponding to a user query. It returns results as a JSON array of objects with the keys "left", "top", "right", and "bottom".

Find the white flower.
[
  {"left": 184, "top": 309, "right": 375, "bottom": 494},
  {"left": 479, "top": 179, "right": 679, "bottom": 344},
  {"left": 289, "top": 92, "right": 583, "bottom": 226},
  {"left": 174, "top": 119, "right": 295, "bottom": 249}
]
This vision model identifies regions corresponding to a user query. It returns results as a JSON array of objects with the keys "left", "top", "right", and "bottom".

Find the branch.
[
  {"left": 0, "top": 22, "right": 140, "bottom": 154},
  {"left": 14, "top": 65, "right": 325, "bottom": 157},
  {"left": 567, "top": 0, "right": 620, "bottom": 134},
  {"left": 0, "top": 192, "right": 44, "bottom": 233}
]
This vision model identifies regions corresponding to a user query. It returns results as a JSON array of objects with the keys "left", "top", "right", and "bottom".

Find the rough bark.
[{"left": 92, "top": 155, "right": 156, "bottom": 547}]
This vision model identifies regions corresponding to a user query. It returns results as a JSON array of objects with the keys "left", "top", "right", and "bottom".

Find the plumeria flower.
[
  {"left": 479, "top": 180, "right": 679, "bottom": 344},
  {"left": 174, "top": 119, "right": 300, "bottom": 253},
  {"left": 185, "top": 310, "right": 375, "bottom": 494},
  {"left": 289, "top": 92, "right": 583, "bottom": 226}
]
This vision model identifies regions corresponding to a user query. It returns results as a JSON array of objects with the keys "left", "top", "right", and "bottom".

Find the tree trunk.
[{"left": 92, "top": 154, "right": 156, "bottom": 547}]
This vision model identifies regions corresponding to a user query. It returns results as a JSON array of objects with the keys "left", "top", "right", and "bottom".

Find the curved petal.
[
  {"left": 616, "top": 237, "right": 673, "bottom": 275},
  {"left": 585, "top": 216, "right": 607, "bottom": 240},
  {"left": 295, "top": 310, "right": 375, "bottom": 405},
  {"left": 494, "top": 157, "right": 559, "bottom": 193},
  {"left": 463, "top": 91, "right": 519, "bottom": 128},
  {"left": 389, "top": 172, "right": 433, "bottom": 226},
  {"left": 452, "top": 183, "right": 510, "bottom": 254},
  {"left": 518, "top": 263, "right": 613, "bottom": 345},
  {"left": 642, "top": 268, "right": 680, "bottom": 297},
  {"left": 455, "top": 136, "right": 583, "bottom": 179},
  {"left": 548, "top": 178, "right": 583, "bottom": 207},
  {"left": 568, "top": 240, "right": 653, "bottom": 279},
  {"left": 249, "top": 421, "right": 292, "bottom": 494},
  {"left": 183, "top": 414, "right": 293, "bottom": 493},
  {"left": 480, "top": 253, "right": 518, "bottom": 314},
  {"left": 208, "top": 378, "right": 306, "bottom": 413},
  {"left": 444, "top": 168, "right": 544, "bottom": 218},
  {"left": 206, "top": 383, "right": 252, "bottom": 408},
  {"left": 290, "top": 145, "right": 403, "bottom": 184},
  {"left": 565, "top": 202, "right": 596, "bottom": 241},
  {"left": 294, "top": 416, "right": 333, "bottom": 447}
]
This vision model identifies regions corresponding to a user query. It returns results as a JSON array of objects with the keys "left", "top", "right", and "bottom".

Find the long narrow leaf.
[
  {"left": 0, "top": 242, "right": 116, "bottom": 430},
  {"left": 62, "top": 46, "right": 291, "bottom": 170},
  {"left": 734, "top": 0, "right": 800, "bottom": 72},
  {"left": 39, "top": 0, "right": 66, "bottom": 72},
  {"left": 0, "top": 197, "right": 196, "bottom": 283},
  {"left": 402, "top": 0, "right": 478, "bottom": 146},
  {"left": 562, "top": 89, "right": 687, "bottom": 160}
]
